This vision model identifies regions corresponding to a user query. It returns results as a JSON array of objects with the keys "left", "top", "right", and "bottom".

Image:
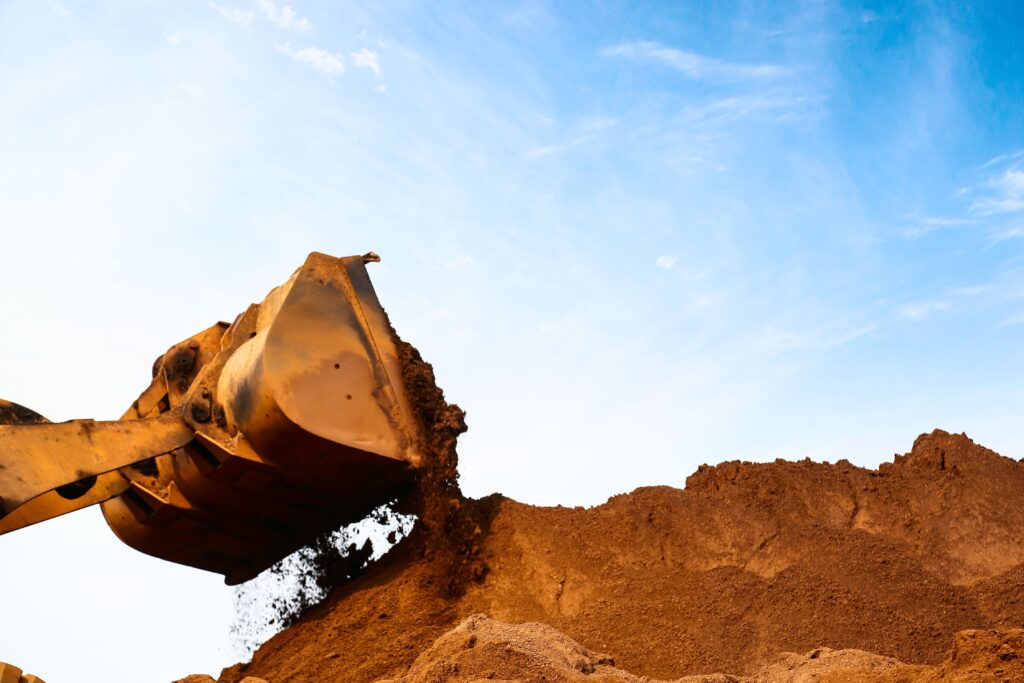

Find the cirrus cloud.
[
  {"left": 277, "top": 43, "right": 345, "bottom": 75},
  {"left": 601, "top": 40, "right": 788, "bottom": 81}
]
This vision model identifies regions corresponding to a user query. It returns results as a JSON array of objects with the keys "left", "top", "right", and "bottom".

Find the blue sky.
[{"left": 1, "top": 1, "right": 1024, "bottom": 681}]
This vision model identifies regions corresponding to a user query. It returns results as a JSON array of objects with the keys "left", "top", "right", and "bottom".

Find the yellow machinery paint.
[{"left": 0, "top": 252, "right": 423, "bottom": 584}]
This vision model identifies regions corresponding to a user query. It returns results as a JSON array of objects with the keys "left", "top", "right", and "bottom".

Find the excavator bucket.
[{"left": 0, "top": 252, "right": 424, "bottom": 584}]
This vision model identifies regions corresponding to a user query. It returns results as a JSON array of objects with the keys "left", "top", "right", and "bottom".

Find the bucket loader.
[{"left": 0, "top": 252, "right": 424, "bottom": 584}]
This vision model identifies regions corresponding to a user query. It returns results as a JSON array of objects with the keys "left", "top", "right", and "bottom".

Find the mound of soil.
[
  {"left": 375, "top": 615, "right": 1024, "bottom": 682},
  {"left": 215, "top": 428, "right": 1024, "bottom": 683}
]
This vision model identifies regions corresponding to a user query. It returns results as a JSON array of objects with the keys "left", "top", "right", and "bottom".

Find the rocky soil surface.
[
  {"left": 202, "top": 429, "right": 1024, "bottom": 682},
  {"left": 377, "top": 615, "right": 1024, "bottom": 682}
]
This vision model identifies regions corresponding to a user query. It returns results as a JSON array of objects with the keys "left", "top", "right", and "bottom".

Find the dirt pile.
[
  {"left": 216, "top": 426, "right": 1024, "bottom": 683},
  {"left": 375, "top": 615, "right": 1024, "bottom": 682}
]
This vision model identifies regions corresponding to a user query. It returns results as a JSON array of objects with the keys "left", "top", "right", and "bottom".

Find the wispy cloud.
[
  {"left": 887, "top": 280, "right": 994, "bottom": 325},
  {"left": 525, "top": 117, "right": 618, "bottom": 158},
  {"left": 524, "top": 145, "right": 561, "bottom": 159},
  {"left": 999, "top": 169, "right": 1024, "bottom": 195},
  {"left": 982, "top": 149, "right": 1024, "bottom": 169},
  {"left": 970, "top": 162, "right": 1024, "bottom": 216},
  {"left": 255, "top": 0, "right": 311, "bottom": 31},
  {"left": 991, "top": 223, "right": 1024, "bottom": 243},
  {"left": 1000, "top": 311, "right": 1024, "bottom": 327},
  {"left": 892, "top": 284, "right": 991, "bottom": 323},
  {"left": 165, "top": 32, "right": 185, "bottom": 47},
  {"left": 950, "top": 285, "right": 989, "bottom": 298},
  {"left": 601, "top": 41, "right": 788, "bottom": 81},
  {"left": 972, "top": 198, "right": 1024, "bottom": 216},
  {"left": 901, "top": 214, "right": 977, "bottom": 238},
  {"left": 351, "top": 48, "right": 381, "bottom": 76},
  {"left": 906, "top": 154, "right": 1024, "bottom": 242},
  {"left": 680, "top": 94, "right": 819, "bottom": 128},
  {"left": 755, "top": 323, "right": 876, "bottom": 355},
  {"left": 211, "top": 3, "right": 254, "bottom": 26},
  {"left": 655, "top": 254, "right": 677, "bottom": 269},
  {"left": 896, "top": 300, "right": 951, "bottom": 321},
  {"left": 277, "top": 43, "right": 344, "bottom": 76}
]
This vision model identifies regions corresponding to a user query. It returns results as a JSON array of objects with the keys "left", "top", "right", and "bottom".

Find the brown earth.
[
  {"left": 376, "top": 615, "right": 1024, "bottom": 683},
  {"left": 214, "top": 428, "right": 1024, "bottom": 683}
]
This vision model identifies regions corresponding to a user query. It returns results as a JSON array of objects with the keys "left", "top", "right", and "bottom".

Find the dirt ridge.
[
  {"left": 218, "top": 428, "right": 1024, "bottom": 682},
  {"left": 376, "top": 614, "right": 1024, "bottom": 682}
]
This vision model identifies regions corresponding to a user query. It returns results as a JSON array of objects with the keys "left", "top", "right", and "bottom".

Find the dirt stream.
[{"left": 196, "top": 337, "right": 1024, "bottom": 682}]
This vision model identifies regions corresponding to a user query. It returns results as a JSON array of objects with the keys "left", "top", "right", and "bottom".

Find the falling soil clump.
[{"left": 392, "top": 336, "right": 485, "bottom": 597}]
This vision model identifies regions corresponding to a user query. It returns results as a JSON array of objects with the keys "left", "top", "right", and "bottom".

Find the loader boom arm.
[{"left": 0, "top": 412, "right": 194, "bottom": 519}]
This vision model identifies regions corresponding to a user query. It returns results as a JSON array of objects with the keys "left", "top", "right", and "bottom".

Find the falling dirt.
[
  {"left": 227, "top": 322, "right": 482, "bottom": 652},
  {"left": 391, "top": 336, "right": 484, "bottom": 597},
  {"left": 210, "top": 338, "right": 1024, "bottom": 683}
]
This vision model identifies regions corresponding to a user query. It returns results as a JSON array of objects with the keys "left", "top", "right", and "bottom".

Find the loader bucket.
[{"left": 0, "top": 252, "right": 424, "bottom": 583}]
